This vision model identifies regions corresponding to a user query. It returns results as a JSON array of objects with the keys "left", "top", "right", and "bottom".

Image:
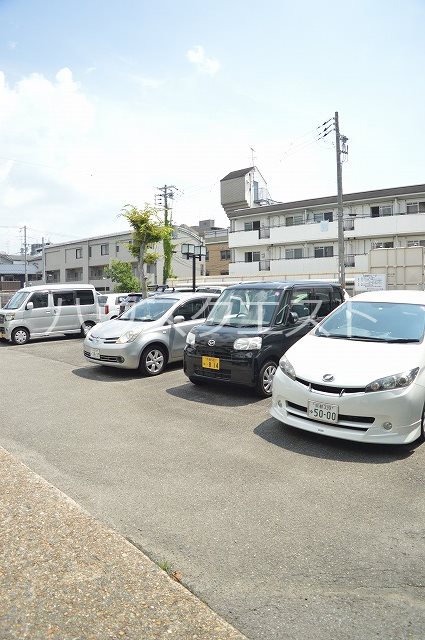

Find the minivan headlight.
[
  {"left": 279, "top": 355, "right": 296, "bottom": 380},
  {"left": 5, "top": 313, "right": 15, "bottom": 321},
  {"left": 365, "top": 367, "right": 419, "bottom": 392},
  {"left": 233, "top": 337, "right": 262, "bottom": 350},
  {"left": 117, "top": 330, "right": 142, "bottom": 344},
  {"left": 186, "top": 331, "right": 196, "bottom": 346}
]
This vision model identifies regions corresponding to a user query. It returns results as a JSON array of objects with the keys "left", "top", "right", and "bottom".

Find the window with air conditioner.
[
  {"left": 407, "top": 240, "right": 425, "bottom": 247},
  {"left": 372, "top": 241, "right": 394, "bottom": 249}
]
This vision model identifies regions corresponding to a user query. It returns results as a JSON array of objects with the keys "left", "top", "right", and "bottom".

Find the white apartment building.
[
  {"left": 43, "top": 226, "right": 206, "bottom": 291},
  {"left": 221, "top": 167, "right": 425, "bottom": 279}
]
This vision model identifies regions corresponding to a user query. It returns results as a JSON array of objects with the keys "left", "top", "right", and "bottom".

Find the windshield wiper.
[
  {"left": 385, "top": 338, "right": 420, "bottom": 343},
  {"left": 317, "top": 334, "right": 389, "bottom": 342}
]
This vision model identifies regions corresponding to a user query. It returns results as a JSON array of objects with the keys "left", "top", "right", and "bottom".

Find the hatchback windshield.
[
  {"left": 118, "top": 297, "right": 178, "bottom": 322},
  {"left": 315, "top": 301, "right": 425, "bottom": 342},
  {"left": 206, "top": 288, "right": 283, "bottom": 327},
  {"left": 3, "top": 291, "right": 30, "bottom": 310}
]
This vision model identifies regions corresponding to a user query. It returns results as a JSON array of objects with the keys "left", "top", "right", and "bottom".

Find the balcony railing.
[
  {"left": 344, "top": 254, "right": 355, "bottom": 267},
  {"left": 259, "top": 228, "right": 270, "bottom": 239},
  {"left": 229, "top": 209, "right": 424, "bottom": 233}
]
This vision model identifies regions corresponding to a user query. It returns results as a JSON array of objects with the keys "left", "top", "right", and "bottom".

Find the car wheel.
[
  {"left": 11, "top": 327, "right": 30, "bottom": 345},
  {"left": 256, "top": 360, "right": 277, "bottom": 398},
  {"left": 80, "top": 321, "right": 95, "bottom": 337},
  {"left": 419, "top": 404, "right": 425, "bottom": 443},
  {"left": 139, "top": 345, "right": 166, "bottom": 376}
]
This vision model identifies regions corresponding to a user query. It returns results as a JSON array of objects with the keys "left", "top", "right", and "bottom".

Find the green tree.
[
  {"left": 120, "top": 203, "right": 172, "bottom": 298},
  {"left": 104, "top": 260, "right": 140, "bottom": 293}
]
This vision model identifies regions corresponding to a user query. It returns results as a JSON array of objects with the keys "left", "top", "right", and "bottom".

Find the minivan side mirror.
[
  {"left": 288, "top": 311, "right": 299, "bottom": 325},
  {"left": 26, "top": 301, "right": 34, "bottom": 310},
  {"left": 173, "top": 315, "right": 185, "bottom": 324}
]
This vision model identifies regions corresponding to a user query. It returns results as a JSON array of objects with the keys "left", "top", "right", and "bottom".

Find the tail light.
[{"left": 105, "top": 304, "right": 109, "bottom": 315}]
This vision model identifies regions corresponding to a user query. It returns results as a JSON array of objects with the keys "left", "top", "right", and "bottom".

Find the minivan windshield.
[
  {"left": 206, "top": 287, "right": 283, "bottom": 327},
  {"left": 315, "top": 301, "right": 425, "bottom": 342},
  {"left": 3, "top": 291, "right": 30, "bottom": 310},
  {"left": 118, "top": 297, "right": 177, "bottom": 322}
]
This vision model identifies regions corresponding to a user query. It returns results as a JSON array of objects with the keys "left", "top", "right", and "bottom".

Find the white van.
[{"left": 0, "top": 284, "right": 100, "bottom": 345}]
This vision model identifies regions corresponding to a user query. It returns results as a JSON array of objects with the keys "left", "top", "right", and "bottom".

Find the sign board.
[{"left": 354, "top": 274, "right": 387, "bottom": 292}]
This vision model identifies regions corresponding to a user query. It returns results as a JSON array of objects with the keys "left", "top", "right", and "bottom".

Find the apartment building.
[
  {"left": 221, "top": 167, "right": 425, "bottom": 278},
  {"left": 43, "top": 226, "right": 206, "bottom": 291}
]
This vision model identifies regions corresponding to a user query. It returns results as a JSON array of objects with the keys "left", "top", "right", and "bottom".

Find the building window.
[
  {"left": 285, "top": 248, "right": 303, "bottom": 260},
  {"left": 372, "top": 241, "right": 394, "bottom": 249},
  {"left": 406, "top": 202, "right": 425, "bottom": 214},
  {"left": 205, "top": 249, "right": 209, "bottom": 261},
  {"left": 370, "top": 205, "right": 393, "bottom": 217},
  {"left": 244, "top": 221, "right": 260, "bottom": 231},
  {"left": 407, "top": 240, "right": 425, "bottom": 247},
  {"left": 116, "top": 244, "right": 120, "bottom": 253},
  {"left": 75, "top": 248, "right": 82, "bottom": 259},
  {"left": 286, "top": 215, "right": 304, "bottom": 226},
  {"left": 314, "top": 246, "right": 334, "bottom": 258},
  {"left": 89, "top": 266, "right": 105, "bottom": 279},
  {"left": 220, "top": 250, "right": 231, "bottom": 260},
  {"left": 314, "top": 212, "right": 333, "bottom": 223},
  {"left": 245, "top": 251, "right": 260, "bottom": 262},
  {"left": 220, "top": 270, "right": 229, "bottom": 275},
  {"left": 88, "top": 247, "right": 92, "bottom": 258},
  {"left": 101, "top": 243, "right": 109, "bottom": 255}
]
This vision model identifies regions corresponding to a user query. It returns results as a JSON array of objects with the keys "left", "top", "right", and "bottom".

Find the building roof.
[
  {"left": 0, "top": 263, "right": 39, "bottom": 275},
  {"left": 226, "top": 183, "right": 425, "bottom": 217},
  {"left": 221, "top": 167, "right": 254, "bottom": 182}
]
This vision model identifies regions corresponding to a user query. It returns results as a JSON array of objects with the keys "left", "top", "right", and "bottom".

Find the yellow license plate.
[{"left": 202, "top": 356, "right": 220, "bottom": 370}]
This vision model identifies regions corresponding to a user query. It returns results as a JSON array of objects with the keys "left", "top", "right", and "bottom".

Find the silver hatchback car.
[{"left": 83, "top": 292, "right": 218, "bottom": 375}]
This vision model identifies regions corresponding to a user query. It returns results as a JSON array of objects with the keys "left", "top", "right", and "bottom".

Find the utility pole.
[
  {"left": 41, "top": 237, "right": 46, "bottom": 284},
  {"left": 156, "top": 185, "right": 178, "bottom": 284},
  {"left": 23, "top": 225, "right": 28, "bottom": 287},
  {"left": 334, "top": 112, "right": 348, "bottom": 289}
]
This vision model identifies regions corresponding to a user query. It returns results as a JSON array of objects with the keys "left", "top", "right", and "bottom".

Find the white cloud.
[
  {"left": 128, "top": 74, "right": 164, "bottom": 89},
  {"left": 186, "top": 45, "right": 220, "bottom": 76}
]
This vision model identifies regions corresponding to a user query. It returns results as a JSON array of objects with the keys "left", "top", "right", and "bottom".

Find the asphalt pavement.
[{"left": 1, "top": 336, "right": 425, "bottom": 639}]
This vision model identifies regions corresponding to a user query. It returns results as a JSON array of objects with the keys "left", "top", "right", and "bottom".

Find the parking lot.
[{"left": 1, "top": 336, "right": 425, "bottom": 640}]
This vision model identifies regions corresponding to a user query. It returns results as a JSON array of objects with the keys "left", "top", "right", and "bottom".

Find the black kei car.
[{"left": 183, "top": 281, "right": 345, "bottom": 397}]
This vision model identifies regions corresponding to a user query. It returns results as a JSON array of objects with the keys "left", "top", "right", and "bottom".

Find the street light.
[{"left": 181, "top": 243, "right": 207, "bottom": 291}]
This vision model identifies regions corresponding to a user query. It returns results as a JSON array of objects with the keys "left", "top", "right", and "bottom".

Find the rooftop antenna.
[{"left": 250, "top": 147, "right": 256, "bottom": 167}]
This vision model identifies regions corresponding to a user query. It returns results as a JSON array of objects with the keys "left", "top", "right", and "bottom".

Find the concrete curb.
[{"left": 0, "top": 447, "right": 246, "bottom": 639}]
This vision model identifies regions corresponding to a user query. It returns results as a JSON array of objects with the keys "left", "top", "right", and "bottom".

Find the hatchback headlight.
[
  {"left": 279, "top": 355, "right": 296, "bottom": 380},
  {"left": 186, "top": 331, "right": 196, "bottom": 346},
  {"left": 116, "top": 330, "right": 142, "bottom": 344},
  {"left": 233, "top": 337, "right": 262, "bottom": 350},
  {"left": 365, "top": 367, "right": 419, "bottom": 392}
]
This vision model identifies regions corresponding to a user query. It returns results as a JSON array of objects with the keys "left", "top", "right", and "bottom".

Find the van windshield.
[
  {"left": 206, "top": 288, "right": 283, "bottom": 327},
  {"left": 3, "top": 291, "right": 30, "bottom": 310}
]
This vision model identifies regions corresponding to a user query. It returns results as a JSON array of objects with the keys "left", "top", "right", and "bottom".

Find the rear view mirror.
[
  {"left": 26, "top": 302, "right": 34, "bottom": 310},
  {"left": 173, "top": 315, "right": 185, "bottom": 324},
  {"left": 288, "top": 311, "right": 299, "bottom": 325}
]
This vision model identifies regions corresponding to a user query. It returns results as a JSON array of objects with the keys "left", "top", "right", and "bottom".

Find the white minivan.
[{"left": 0, "top": 284, "right": 100, "bottom": 345}]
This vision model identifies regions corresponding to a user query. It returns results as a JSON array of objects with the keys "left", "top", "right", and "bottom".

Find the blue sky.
[{"left": 1, "top": 0, "right": 424, "bottom": 252}]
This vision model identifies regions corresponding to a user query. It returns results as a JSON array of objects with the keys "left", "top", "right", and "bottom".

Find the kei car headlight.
[
  {"left": 116, "top": 330, "right": 142, "bottom": 344},
  {"left": 186, "top": 331, "right": 196, "bottom": 346},
  {"left": 5, "top": 313, "right": 15, "bottom": 321},
  {"left": 279, "top": 355, "right": 296, "bottom": 380},
  {"left": 233, "top": 337, "right": 262, "bottom": 350},
  {"left": 365, "top": 367, "right": 419, "bottom": 392}
]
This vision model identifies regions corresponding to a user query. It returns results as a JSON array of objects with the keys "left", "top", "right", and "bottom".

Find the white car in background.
[
  {"left": 98, "top": 293, "right": 129, "bottom": 321},
  {"left": 271, "top": 290, "right": 425, "bottom": 445}
]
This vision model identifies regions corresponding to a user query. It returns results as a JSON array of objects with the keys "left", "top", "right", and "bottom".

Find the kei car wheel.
[
  {"left": 256, "top": 360, "right": 277, "bottom": 398},
  {"left": 139, "top": 345, "right": 166, "bottom": 376},
  {"left": 80, "top": 321, "right": 95, "bottom": 337},
  {"left": 11, "top": 327, "right": 30, "bottom": 345},
  {"left": 419, "top": 404, "right": 425, "bottom": 443}
]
